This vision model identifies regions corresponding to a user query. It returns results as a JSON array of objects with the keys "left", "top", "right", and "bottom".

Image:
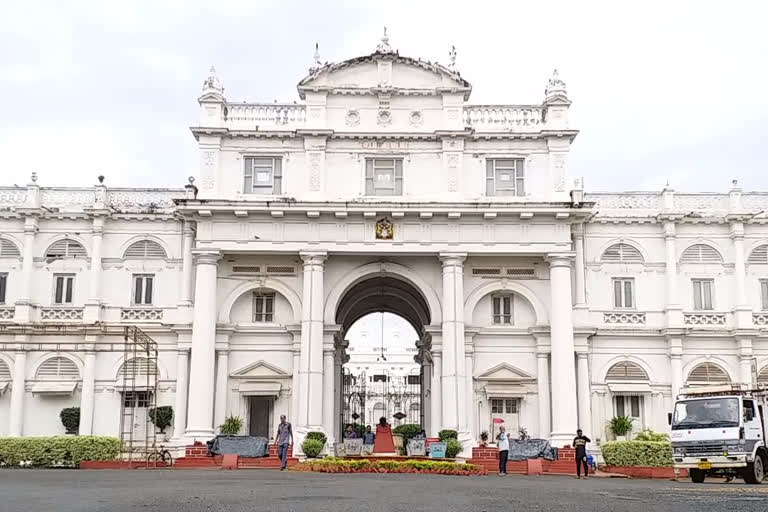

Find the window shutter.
[
  {"left": 748, "top": 244, "right": 768, "bottom": 264},
  {"left": 486, "top": 160, "right": 494, "bottom": 196},
  {"left": 365, "top": 159, "right": 374, "bottom": 195},
  {"left": 693, "top": 280, "right": 702, "bottom": 310},
  {"left": 0, "top": 239, "right": 21, "bottom": 258},
  {"left": 46, "top": 240, "right": 87, "bottom": 260},
  {"left": 145, "top": 277, "right": 153, "bottom": 304},
  {"left": 602, "top": 244, "right": 643, "bottom": 263},
  {"left": 124, "top": 240, "right": 166, "bottom": 259},
  {"left": 762, "top": 281, "right": 768, "bottom": 310},
  {"left": 681, "top": 244, "right": 723, "bottom": 263},
  {"left": 688, "top": 363, "right": 729, "bottom": 384},
  {"left": 516, "top": 159, "right": 525, "bottom": 196},
  {"left": 273, "top": 158, "right": 282, "bottom": 194},
  {"left": 613, "top": 280, "right": 622, "bottom": 308},
  {"left": 243, "top": 157, "right": 253, "bottom": 193},
  {"left": 394, "top": 160, "right": 403, "bottom": 195},
  {"left": 118, "top": 358, "right": 158, "bottom": 379},
  {"left": 624, "top": 281, "right": 633, "bottom": 308},
  {"left": 606, "top": 362, "right": 649, "bottom": 381},
  {"left": 37, "top": 357, "right": 80, "bottom": 380},
  {"left": 134, "top": 278, "right": 142, "bottom": 304},
  {"left": 0, "top": 359, "right": 10, "bottom": 380}
]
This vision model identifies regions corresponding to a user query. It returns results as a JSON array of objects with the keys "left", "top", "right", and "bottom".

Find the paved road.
[{"left": 1, "top": 470, "right": 767, "bottom": 512}]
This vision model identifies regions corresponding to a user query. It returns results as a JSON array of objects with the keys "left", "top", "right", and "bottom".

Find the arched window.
[
  {"left": 680, "top": 244, "right": 723, "bottom": 264},
  {"left": 748, "top": 244, "right": 768, "bottom": 265},
  {"left": 601, "top": 243, "right": 644, "bottom": 263},
  {"left": 45, "top": 239, "right": 87, "bottom": 260},
  {"left": 117, "top": 358, "right": 159, "bottom": 380},
  {"left": 36, "top": 356, "right": 80, "bottom": 380},
  {"left": 0, "top": 239, "right": 21, "bottom": 258},
  {"left": 606, "top": 361, "right": 649, "bottom": 381},
  {"left": 687, "top": 363, "right": 730, "bottom": 386},
  {"left": 758, "top": 366, "right": 768, "bottom": 386},
  {"left": 123, "top": 240, "right": 167, "bottom": 259},
  {"left": 0, "top": 359, "right": 10, "bottom": 381}
]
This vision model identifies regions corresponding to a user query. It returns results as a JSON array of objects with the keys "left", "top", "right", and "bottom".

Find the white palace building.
[{"left": 2, "top": 33, "right": 768, "bottom": 453}]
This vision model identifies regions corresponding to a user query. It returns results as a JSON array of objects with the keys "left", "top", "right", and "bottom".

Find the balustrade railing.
[
  {"left": 684, "top": 312, "right": 727, "bottom": 326},
  {"left": 40, "top": 307, "right": 84, "bottom": 321},
  {"left": 121, "top": 308, "right": 164, "bottom": 322},
  {"left": 754, "top": 313, "right": 768, "bottom": 327},
  {"left": 226, "top": 103, "right": 307, "bottom": 130},
  {"left": 0, "top": 307, "right": 14, "bottom": 321},
  {"left": 603, "top": 311, "right": 647, "bottom": 325},
  {"left": 463, "top": 105, "right": 544, "bottom": 131}
]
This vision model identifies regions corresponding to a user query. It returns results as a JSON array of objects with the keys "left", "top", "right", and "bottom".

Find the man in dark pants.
[
  {"left": 274, "top": 415, "right": 292, "bottom": 471},
  {"left": 497, "top": 426, "right": 510, "bottom": 476},
  {"left": 573, "top": 429, "right": 591, "bottom": 478}
]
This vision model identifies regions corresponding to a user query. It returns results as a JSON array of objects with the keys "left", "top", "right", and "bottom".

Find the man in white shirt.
[{"left": 497, "top": 426, "right": 510, "bottom": 476}]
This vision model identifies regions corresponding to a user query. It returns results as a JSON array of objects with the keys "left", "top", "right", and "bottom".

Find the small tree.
[
  {"left": 220, "top": 415, "right": 244, "bottom": 435},
  {"left": 306, "top": 431, "right": 327, "bottom": 445},
  {"left": 438, "top": 429, "right": 458, "bottom": 442},
  {"left": 148, "top": 406, "right": 174, "bottom": 433},
  {"left": 608, "top": 416, "right": 634, "bottom": 437},
  {"left": 60, "top": 407, "right": 80, "bottom": 435}
]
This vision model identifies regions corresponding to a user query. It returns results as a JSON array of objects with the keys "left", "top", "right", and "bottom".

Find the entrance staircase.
[
  {"left": 467, "top": 446, "right": 576, "bottom": 475},
  {"left": 174, "top": 444, "right": 299, "bottom": 469}
]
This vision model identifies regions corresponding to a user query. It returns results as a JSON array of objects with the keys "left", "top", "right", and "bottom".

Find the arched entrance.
[{"left": 334, "top": 275, "right": 434, "bottom": 443}]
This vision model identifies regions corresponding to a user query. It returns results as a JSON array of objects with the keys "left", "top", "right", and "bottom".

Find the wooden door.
[{"left": 249, "top": 397, "right": 272, "bottom": 438}]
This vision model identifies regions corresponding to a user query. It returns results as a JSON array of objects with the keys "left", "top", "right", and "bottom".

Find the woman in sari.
[{"left": 373, "top": 416, "right": 396, "bottom": 454}]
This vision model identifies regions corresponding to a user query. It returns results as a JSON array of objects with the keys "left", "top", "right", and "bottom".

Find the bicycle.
[{"left": 146, "top": 445, "right": 173, "bottom": 467}]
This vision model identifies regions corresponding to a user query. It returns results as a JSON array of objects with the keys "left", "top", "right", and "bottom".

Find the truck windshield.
[{"left": 672, "top": 397, "right": 740, "bottom": 430}]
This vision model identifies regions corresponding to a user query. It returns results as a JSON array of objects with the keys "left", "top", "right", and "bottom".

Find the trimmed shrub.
[
  {"left": 634, "top": 430, "right": 670, "bottom": 442},
  {"left": 305, "top": 431, "right": 327, "bottom": 445},
  {"left": 445, "top": 438, "right": 463, "bottom": 458},
  {"left": 148, "top": 406, "right": 173, "bottom": 433},
  {"left": 602, "top": 441, "right": 673, "bottom": 467},
  {"left": 293, "top": 458, "right": 487, "bottom": 475},
  {"left": 302, "top": 439, "right": 324, "bottom": 458},
  {"left": 60, "top": 407, "right": 80, "bottom": 435},
  {"left": 438, "top": 429, "right": 458, "bottom": 442},
  {"left": 219, "top": 415, "right": 244, "bottom": 435},
  {"left": 393, "top": 424, "right": 421, "bottom": 441},
  {"left": 0, "top": 436, "right": 120, "bottom": 467}
]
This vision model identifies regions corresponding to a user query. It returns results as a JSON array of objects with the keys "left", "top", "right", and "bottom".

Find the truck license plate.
[{"left": 698, "top": 462, "right": 712, "bottom": 470}]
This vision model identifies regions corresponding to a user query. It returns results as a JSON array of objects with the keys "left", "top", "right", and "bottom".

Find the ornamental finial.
[
  {"left": 202, "top": 65, "right": 224, "bottom": 96},
  {"left": 376, "top": 26, "right": 393, "bottom": 54},
  {"left": 30, "top": 171, "right": 38, "bottom": 183},
  {"left": 545, "top": 68, "right": 567, "bottom": 97},
  {"left": 448, "top": 45, "right": 457, "bottom": 69},
  {"left": 313, "top": 42, "right": 321, "bottom": 66}
]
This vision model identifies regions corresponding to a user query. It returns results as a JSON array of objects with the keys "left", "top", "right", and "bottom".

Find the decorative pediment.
[
  {"left": 230, "top": 360, "right": 290, "bottom": 379},
  {"left": 476, "top": 363, "right": 534, "bottom": 382}
]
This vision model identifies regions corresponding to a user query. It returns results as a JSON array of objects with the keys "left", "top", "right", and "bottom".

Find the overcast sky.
[{"left": 1, "top": 1, "right": 766, "bottom": 192}]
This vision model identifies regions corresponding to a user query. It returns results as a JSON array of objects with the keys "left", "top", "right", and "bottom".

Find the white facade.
[{"left": 2, "top": 34, "right": 768, "bottom": 451}]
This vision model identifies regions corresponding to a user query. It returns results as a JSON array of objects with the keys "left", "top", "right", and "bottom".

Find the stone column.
[
  {"left": 15, "top": 218, "right": 38, "bottom": 322},
  {"left": 669, "top": 337, "right": 683, "bottom": 398},
  {"left": 322, "top": 347, "right": 335, "bottom": 442},
  {"left": 464, "top": 340, "right": 475, "bottom": 441},
  {"left": 738, "top": 338, "right": 754, "bottom": 386},
  {"left": 439, "top": 253, "right": 468, "bottom": 433},
  {"left": 536, "top": 352, "right": 551, "bottom": 438},
  {"left": 88, "top": 219, "right": 104, "bottom": 301},
  {"left": 332, "top": 339, "right": 345, "bottom": 443},
  {"left": 290, "top": 335, "right": 301, "bottom": 426},
  {"left": 592, "top": 390, "right": 607, "bottom": 441},
  {"left": 78, "top": 350, "right": 97, "bottom": 435},
  {"left": 732, "top": 222, "right": 753, "bottom": 328},
  {"left": 179, "top": 223, "right": 195, "bottom": 306},
  {"left": 547, "top": 254, "right": 578, "bottom": 446},
  {"left": 213, "top": 348, "right": 229, "bottom": 432},
  {"left": 298, "top": 251, "right": 327, "bottom": 428},
  {"left": 431, "top": 349, "right": 443, "bottom": 436},
  {"left": 185, "top": 249, "right": 220, "bottom": 439},
  {"left": 663, "top": 221, "right": 683, "bottom": 326},
  {"left": 572, "top": 225, "right": 587, "bottom": 307},
  {"left": 172, "top": 348, "right": 189, "bottom": 440},
  {"left": 576, "top": 352, "right": 592, "bottom": 435},
  {"left": 9, "top": 349, "right": 26, "bottom": 437}
]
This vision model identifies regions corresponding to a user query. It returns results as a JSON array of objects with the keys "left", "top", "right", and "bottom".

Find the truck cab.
[{"left": 670, "top": 386, "right": 768, "bottom": 484}]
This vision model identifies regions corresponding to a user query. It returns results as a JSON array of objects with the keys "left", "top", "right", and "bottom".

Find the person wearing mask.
[
  {"left": 573, "top": 429, "right": 592, "bottom": 478},
  {"left": 497, "top": 426, "right": 510, "bottom": 476},
  {"left": 274, "top": 415, "right": 292, "bottom": 471}
]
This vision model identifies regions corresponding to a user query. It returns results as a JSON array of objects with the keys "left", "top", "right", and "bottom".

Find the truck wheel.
[
  {"left": 690, "top": 469, "right": 706, "bottom": 483},
  {"left": 744, "top": 455, "right": 765, "bottom": 484}
]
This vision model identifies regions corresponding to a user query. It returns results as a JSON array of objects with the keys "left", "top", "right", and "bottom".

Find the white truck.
[{"left": 670, "top": 385, "right": 768, "bottom": 484}]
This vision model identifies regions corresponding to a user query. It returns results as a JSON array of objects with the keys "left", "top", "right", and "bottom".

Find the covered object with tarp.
[
  {"left": 207, "top": 436, "right": 270, "bottom": 457},
  {"left": 507, "top": 439, "right": 558, "bottom": 461}
]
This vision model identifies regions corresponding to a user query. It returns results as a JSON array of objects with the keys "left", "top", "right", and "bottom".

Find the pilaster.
[
  {"left": 439, "top": 252, "right": 468, "bottom": 436},
  {"left": 298, "top": 251, "right": 327, "bottom": 428}
]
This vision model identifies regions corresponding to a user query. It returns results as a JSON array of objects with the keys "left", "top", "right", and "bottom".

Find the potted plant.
[
  {"left": 149, "top": 406, "right": 173, "bottom": 440},
  {"left": 219, "top": 415, "right": 244, "bottom": 435},
  {"left": 479, "top": 431, "right": 489, "bottom": 447},
  {"left": 302, "top": 432, "right": 327, "bottom": 459},
  {"left": 608, "top": 415, "right": 634, "bottom": 440},
  {"left": 60, "top": 407, "right": 80, "bottom": 435}
]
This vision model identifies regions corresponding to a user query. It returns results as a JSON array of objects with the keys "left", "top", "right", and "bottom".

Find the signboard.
[
  {"left": 428, "top": 442, "right": 446, "bottom": 458},
  {"left": 344, "top": 438, "right": 363, "bottom": 456},
  {"left": 407, "top": 439, "right": 426, "bottom": 457}
]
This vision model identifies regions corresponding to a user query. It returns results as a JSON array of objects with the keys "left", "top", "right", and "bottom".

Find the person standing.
[
  {"left": 573, "top": 428, "right": 591, "bottom": 478},
  {"left": 274, "top": 415, "right": 292, "bottom": 471},
  {"left": 497, "top": 426, "right": 510, "bottom": 476},
  {"left": 362, "top": 425, "right": 376, "bottom": 455}
]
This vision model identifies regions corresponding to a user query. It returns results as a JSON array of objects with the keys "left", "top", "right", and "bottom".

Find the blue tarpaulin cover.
[{"left": 207, "top": 435, "right": 269, "bottom": 457}]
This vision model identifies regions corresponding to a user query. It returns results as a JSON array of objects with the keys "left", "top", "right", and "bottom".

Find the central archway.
[{"left": 334, "top": 274, "right": 435, "bottom": 446}]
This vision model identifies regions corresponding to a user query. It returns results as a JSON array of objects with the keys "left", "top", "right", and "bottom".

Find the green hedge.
[
  {"left": 438, "top": 429, "right": 458, "bottom": 441},
  {"left": 302, "top": 439, "right": 324, "bottom": 458},
  {"left": 305, "top": 431, "right": 327, "bottom": 445},
  {"left": 0, "top": 436, "right": 120, "bottom": 467},
  {"left": 601, "top": 441, "right": 673, "bottom": 467},
  {"left": 393, "top": 424, "right": 421, "bottom": 441}
]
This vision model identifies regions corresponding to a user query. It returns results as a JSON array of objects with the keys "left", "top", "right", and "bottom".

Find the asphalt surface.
[{"left": 1, "top": 470, "right": 767, "bottom": 512}]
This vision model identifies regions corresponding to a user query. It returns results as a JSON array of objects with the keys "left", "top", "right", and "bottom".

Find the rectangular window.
[
  {"left": 491, "top": 399, "right": 504, "bottom": 414},
  {"left": 53, "top": 274, "right": 75, "bottom": 305},
  {"left": 252, "top": 292, "right": 275, "bottom": 322},
  {"left": 505, "top": 399, "right": 517, "bottom": 414},
  {"left": 132, "top": 274, "right": 154, "bottom": 305},
  {"left": 615, "top": 395, "right": 643, "bottom": 420},
  {"left": 761, "top": 280, "right": 768, "bottom": 310},
  {"left": 407, "top": 375, "right": 421, "bottom": 385},
  {"left": 243, "top": 157, "right": 282, "bottom": 194},
  {"left": 373, "top": 374, "right": 388, "bottom": 383},
  {"left": 612, "top": 278, "right": 635, "bottom": 309},
  {"left": 123, "top": 391, "right": 153, "bottom": 408},
  {"left": 365, "top": 159, "right": 403, "bottom": 196},
  {"left": 0, "top": 273, "right": 7, "bottom": 304},
  {"left": 692, "top": 279, "right": 714, "bottom": 311},
  {"left": 492, "top": 295, "right": 513, "bottom": 324},
  {"left": 486, "top": 159, "right": 525, "bottom": 197}
]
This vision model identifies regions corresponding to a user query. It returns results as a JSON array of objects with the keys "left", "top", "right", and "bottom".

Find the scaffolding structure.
[{"left": 119, "top": 326, "right": 159, "bottom": 463}]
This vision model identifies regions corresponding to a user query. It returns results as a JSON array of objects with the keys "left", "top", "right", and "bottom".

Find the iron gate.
[{"left": 340, "top": 368, "right": 422, "bottom": 434}]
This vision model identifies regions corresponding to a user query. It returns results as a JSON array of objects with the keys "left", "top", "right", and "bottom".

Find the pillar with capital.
[
  {"left": 298, "top": 251, "right": 327, "bottom": 428},
  {"left": 536, "top": 349, "right": 551, "bottom": 439},
  {"left": 8, "top": 347, "right": 27, "bottom": 437},
  {"left": 546, "top": 253, "right": 578, "bottom": 446},
  {"left": 576, "top": 351, "right": 592, "bottom": 436},
  {"left": 15, "top": 217, "right": 38, "bottom": 323},
  {"left": 185, "top": 249, "right": 221, "bottom": 439},
  {"left": 213, "top": 345, "right": 230, "bottom": 432},
  {"left": 172, "top": 346, "right": 190, "bottom": 440},
  {"left": 78, "top": 347, "right": 97, "bottom": 435},
  {"left": 439, "top": 253, "right": 468, "bottom": 435}
]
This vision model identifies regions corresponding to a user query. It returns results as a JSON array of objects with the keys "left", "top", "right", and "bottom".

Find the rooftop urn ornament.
[
  {"left": 308, "top": 42, "right": 323, "bottom": 76},
  {"left": 448, "top": 45, "right": 457, "bottom": 69},
  {"left": 30, "top": 172, "right": 38, "bottom": 183},
  {"left": 313, "top": 42, "right": 321, "bottom": 67},
  {"left": 376, "top": 26, "right": 394, "bottom": 54},
  {"left": 202, "top": 65, "right": 224, "bottom": 96},
  {"left": 97, "top": 175, "right": 105, "bottom": 184},
  {"left": 545, "top": 68, "right": 568, "bottom": 101}
]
